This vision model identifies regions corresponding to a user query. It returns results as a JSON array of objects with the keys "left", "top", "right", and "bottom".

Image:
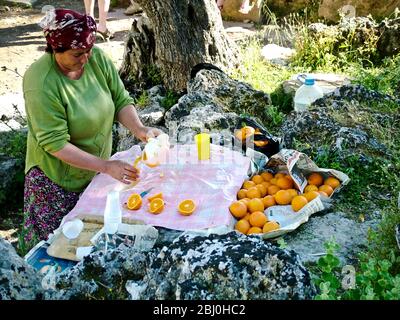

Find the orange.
[
  {"left": 251, "top": 175, "right": 264, "bottom": 185},
  {"left": 239, "top": 198, "right": 250, "bottom": 206},
  {"left": 127, "top": 193, "right": 142, "bottom": 210},
  {"left": 149, "top": 198, "right": 164, "bottom": 214},
  {"left": 242, "top": 180, "right": 256, "bottom": 189},
  {"left": 304, "top": 184, "right": 319, "bottom": 193},
  {"left": 235, "top": 126, "right": 255, "bottom": 141},
  {"left": 229, "top": 201, "right": 247, "bottom": 218},
  {"left": 243, "top": 213, "right": 251, "bottom": 221},
  {"left": 235, "top": 219, "right": 251, "bottom": 234},
  {"left": 133, "top": 155, "right": 142, "bottom": 169},
  {"left": 267, "top": 185, "right": 280, "bottom": 196},
  {"left": 287, "top": 189, "right": 299, "bottom": 200},
  {"left": 274, "top": 172, "right": 286, "bottom": 179},
  {"left": 276, "top": 177, "right": 294, "bottom": 190},
  {"left": 237, "top": 189, "right": 247, "bottom": 199},
  {"left": 246, "top": 187, "right": 261, "bottom": 199},
  {"left": 319, "top": 191, "right": 329, "bottom": 197},
  {"left": 263, "top": 221, "right": 280, "bottom": 233},
  {"left": 249, "top": 211, "right": 268, "bottom": 227},
  {"left": 291, "top": 195, "right": 308, "bottom": 212},
  {"left": 324, "top": 177, "right": 340, "bottom": 189},
  {"left": 247, "top": 227, "right": 263, "bottom": 235},
  {"left": 304, "top": 191, "right": 320, "bottom": 202},
  {"left": 247, "top": 198, "right": 264, "bottom": 213},
  {"left": 319, "top": 184, "right": 334, "bottom": 196},
  {"left": 261, "top": 172, "right": 273, "bottom": 181},
  {"left": 261, "top": 181, "right": 272, "bottom": 189},
  {"left": 255, "top": 184, "right": 267, "bottom": 197},
  {"left": 274, "top": 190, "right": 292, "bottom": 205},
  {"left": 269, "top": 178, "right": 278, "bottom": 185},
  {"left": 307, "top": 172, "right": 324, "bottom": 187},
  {"left": 147, "top": 192, "right": 163, "bottom": 202},
  {"left": 178, "top": 199, "right": 196, "bottom": 216},
  {"left": 262, "top": 195, "right": 276, "bottom": 208}
]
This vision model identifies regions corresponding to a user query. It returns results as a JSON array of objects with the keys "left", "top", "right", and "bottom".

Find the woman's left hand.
[{"left": 136, "top": 126, "right": 163, "bottom": 142}]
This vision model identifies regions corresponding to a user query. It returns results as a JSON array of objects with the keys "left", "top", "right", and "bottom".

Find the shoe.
[
  {"left": 96, "top": 29, "right": 114, "bottom": 41},
  {"left": 124, "top": 3, "right": 143, "bottom": 16}
]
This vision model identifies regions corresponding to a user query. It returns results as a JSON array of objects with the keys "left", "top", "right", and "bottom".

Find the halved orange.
[
  {"left": 149, "top": 198, "right": 164, "bottom": 214},
  {"left": 147, "top": 192, "right": 163, "bottom": 202},
  {"left": 234, "top": 126, "right": 255, "bottom": 141},
  {"left": 127, "top": 193, "right": 142, "bottom": 210},
  {"left": 178, "top": 199, "right": 196, "bottom": 216}
]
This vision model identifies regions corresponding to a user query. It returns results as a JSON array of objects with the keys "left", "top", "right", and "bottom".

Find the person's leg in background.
[
  {"left": 84, "top": 0, "right": 95, "bottom": 18},
  {"left": 216, "top": 0, "right": 224, "bottom": 11},
  {"left": 97, "top": 0, "right": 110, "bottom": 35},
  {"left": 84, "top": 0, "right": 113, "bottom": 39}
]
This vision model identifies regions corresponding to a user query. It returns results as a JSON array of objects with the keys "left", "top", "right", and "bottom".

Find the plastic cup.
[
  {"left": 62, "top": 219, "right": 84, "bottom": 240},
  {"left": 194, "top": 133, "right": 210, "bottom": 160}
]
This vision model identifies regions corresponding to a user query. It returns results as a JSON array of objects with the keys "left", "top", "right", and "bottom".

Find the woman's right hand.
[{"left": 104, "top": 160, "right": 139, "bottom": 184}]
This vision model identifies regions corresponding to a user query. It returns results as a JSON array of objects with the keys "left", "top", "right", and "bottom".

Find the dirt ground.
[
  {"left": 0, "top": 0, "right": 256, "bottom": 245},
  {"left": 0, "top": 0, "right": 135, "bottom": 96}
]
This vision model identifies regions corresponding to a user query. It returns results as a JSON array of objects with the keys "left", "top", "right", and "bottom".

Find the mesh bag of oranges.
[{"left": 230, "top": 148, "right": 350, "bottom": 239}]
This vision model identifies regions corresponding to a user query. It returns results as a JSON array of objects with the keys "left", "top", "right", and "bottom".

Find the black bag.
[{"left": 234, "top": 116, "right": 281, "bottom": 158}]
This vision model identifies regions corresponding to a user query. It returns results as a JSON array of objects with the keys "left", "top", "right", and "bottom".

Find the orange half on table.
[
  {"left": 149, "top": 198, "right": 165, "bottom": 214},
  {"left": 178, "top": 199, "right": 196, "bottom": 216},
  {"left": 147, "top": 192, "right": 163, "bottom": 202},
  {"left": 127, "top": 193, "right": 142, "bottom": 210}
]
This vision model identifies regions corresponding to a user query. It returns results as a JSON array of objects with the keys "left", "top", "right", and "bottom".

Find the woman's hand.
[
  {"left": 135, "top": 126, "right": 164, "bottom": 142},
  {"left": 104, "top": 160, "right": 140, "bottom": 184}
]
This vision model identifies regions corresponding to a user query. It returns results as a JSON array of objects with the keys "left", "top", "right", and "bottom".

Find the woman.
[{"left": 23, "top": 8, "right": 161, "bottom": 241}]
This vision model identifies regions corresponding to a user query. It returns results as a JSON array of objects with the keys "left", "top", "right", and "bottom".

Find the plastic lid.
[{"left": 305, "top": 77, "right": 315, "bottom": 85}]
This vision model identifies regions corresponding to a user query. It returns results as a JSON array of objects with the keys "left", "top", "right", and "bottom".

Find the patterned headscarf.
[{"left": 39, "top": 8, "right": 97, "bottom": 50}]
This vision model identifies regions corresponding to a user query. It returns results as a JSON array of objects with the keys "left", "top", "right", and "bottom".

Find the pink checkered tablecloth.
[{"left": 64, "top": 143, "right": 251, "bottom": 231}]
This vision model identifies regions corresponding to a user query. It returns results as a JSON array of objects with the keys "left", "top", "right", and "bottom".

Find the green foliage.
[
  {"left": 313, "top": 240, "right": 342, "bottom": 300},
  {"left": 145, "top": 64, "right": 163, "bottom": 87},
  {"left": 160, "top": 90, "right": 179, "bottom": 111},
  {"left": 134, "top": 91, "right": 150, "bottom": 108},
  {"left": 291, "top": 15, "right": 379, "bottom": 72},
  {"left": 311, "top": 240, "right": 400, "bottom": 300},
  {"left": 350, "top": 54, "right": 400, "bottom": 97}
]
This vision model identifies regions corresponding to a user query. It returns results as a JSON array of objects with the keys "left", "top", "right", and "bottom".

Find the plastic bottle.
[
  {"left": 293, "top": 76, "right": 324, "bottom": 112},
  {"left": 103, "top": 190, "right": 122, "bottom": 234}
]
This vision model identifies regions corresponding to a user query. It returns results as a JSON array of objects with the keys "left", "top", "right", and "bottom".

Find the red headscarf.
[{"left": 39, "top": 8, "right": 97, "bottom": 50}]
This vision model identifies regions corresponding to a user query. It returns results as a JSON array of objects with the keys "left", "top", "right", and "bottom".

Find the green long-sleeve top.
[{"left": 23, "top": 46, "right": 135, "bottom": 192}]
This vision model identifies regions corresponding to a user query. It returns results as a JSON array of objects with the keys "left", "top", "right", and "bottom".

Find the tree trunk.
[{"left": 119, "top": 0, "right": 239, "bottom": 93}]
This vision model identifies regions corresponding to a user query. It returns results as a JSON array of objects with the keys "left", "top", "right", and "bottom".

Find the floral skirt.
[{"left": 23, "top": 167, "right": 80, "bottom": 241}]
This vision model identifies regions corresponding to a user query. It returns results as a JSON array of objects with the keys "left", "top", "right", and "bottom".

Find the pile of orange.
[{"left": 230, "top": 170, "right": 341, "bottom": 235}]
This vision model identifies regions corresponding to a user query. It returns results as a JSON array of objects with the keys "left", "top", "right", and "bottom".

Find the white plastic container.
[
  {"left": 142, "top": 133, "right": 170, "bottom": 167},
  {"left": 103, "top": 190, "right": 122, "bottom": 234},
  {"left": 293, "top": 76, "right": 324, "bottom": 112}
]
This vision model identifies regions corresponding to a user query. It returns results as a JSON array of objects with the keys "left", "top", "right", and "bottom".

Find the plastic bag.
[{"left": 234, "top": 116, "right": 281, "bottom": 158}]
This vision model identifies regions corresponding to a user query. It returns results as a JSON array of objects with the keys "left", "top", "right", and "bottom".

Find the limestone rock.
[
  {"left": 164, "top": 67, "right": 272, "bottom": 145},
  {"left": 261, "top": 44, "right": 295, "bottom": 66},
  {"left": 284, "top": 211, "right": 379, "bottom": 264},
  {"left": 47, "top": 231, "right": 315, "bottom": 299},
  {"left": 0, "top": 237, "right": 44, "bottom": 300}
]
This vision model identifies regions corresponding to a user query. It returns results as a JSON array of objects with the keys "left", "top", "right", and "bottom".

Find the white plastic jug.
[
  {"left": 294, "top": 76, "right": 324, "bottom": 112},
  {"left": 103, "top": 190, "right": 122, "bottom": 234}
]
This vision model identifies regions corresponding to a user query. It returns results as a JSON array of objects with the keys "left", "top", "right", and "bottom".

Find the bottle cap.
[{"left": 305, "top": 77, "right": 315, "bottom": 85}]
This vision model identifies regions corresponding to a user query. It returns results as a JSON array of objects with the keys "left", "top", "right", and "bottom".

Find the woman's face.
[{"left": 55, "top": 48, "right": 92, "bottom": 72}]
